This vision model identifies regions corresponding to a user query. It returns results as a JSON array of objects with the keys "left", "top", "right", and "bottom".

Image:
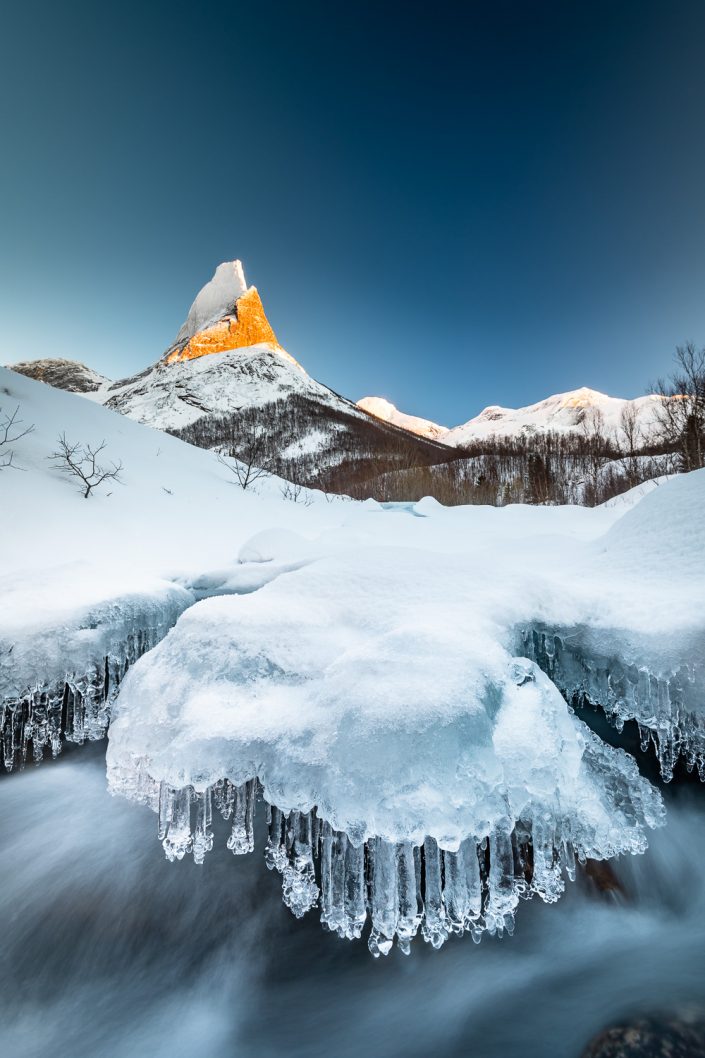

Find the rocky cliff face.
[
  {"left": 163, "top": 286, "right": 282, "bottom": 364},
  {"left": 161, "top": 261, "right": 288, "bottom": 366},
  {"left": 8, "top": 358, "right": 110, "bottom": 394}
]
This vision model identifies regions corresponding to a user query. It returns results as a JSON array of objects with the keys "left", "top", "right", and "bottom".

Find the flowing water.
[{"left": 1, "top": 745, "right": 704, "bottom": 1058}]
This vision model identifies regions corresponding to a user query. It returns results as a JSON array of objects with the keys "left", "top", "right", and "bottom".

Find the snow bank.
[
  {"left": 103, "top": 469, "right": 705, "bottom": 952},
  {"left": 0, "top": 367, "right": 345, "bottom": 765}
]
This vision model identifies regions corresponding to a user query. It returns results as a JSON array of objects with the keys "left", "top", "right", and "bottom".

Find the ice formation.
[
  {"left": 520, "top": 471, "right": 705, "bottom": 779},
  {"left": 105, "top": 471, "right": 705, "bottom": 952},
  {"left": 0, "top": 574, "right": 192, "bottom": 771},
  {"left": 107, "top": 531, "right": 669, "bottom": 953},
  {"left": 108, "top": 663, "right": 663, "bottom": 955}
]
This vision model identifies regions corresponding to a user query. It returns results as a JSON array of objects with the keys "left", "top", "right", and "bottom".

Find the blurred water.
[{"left": 1, "top": 747, "right": 704, "bottom": 1058}]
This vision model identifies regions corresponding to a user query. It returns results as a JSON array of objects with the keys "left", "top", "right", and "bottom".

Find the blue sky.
[{"left": 2, "top": 0, "right": 705, "bottom": 426}]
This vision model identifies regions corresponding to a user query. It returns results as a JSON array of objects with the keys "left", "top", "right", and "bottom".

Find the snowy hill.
[
  {"left": 443, "top": 386, "right": 665, "bottom": 446},
  {"left": 356, "top": 396, "right": 447, "bottom": 440},
  {"left": 0, "top": 363, "right": 350, "bottom": 732}
]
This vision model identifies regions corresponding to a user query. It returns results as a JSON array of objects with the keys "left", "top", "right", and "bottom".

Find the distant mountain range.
[
  {"left": 357, "top": 387, "right": 664, "bottom": 445},
  {"left": 7, "top": 259, "right": 664, "bottom": 493}
]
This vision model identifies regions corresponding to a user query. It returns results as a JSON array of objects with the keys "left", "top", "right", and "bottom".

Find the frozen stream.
[{"left": 1, "top": 748, "right": 704, "bottom": 1058}]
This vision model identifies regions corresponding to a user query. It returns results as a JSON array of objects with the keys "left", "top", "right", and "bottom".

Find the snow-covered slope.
[
  {"left": 90, "top": 260, "right": 352, "bottom": 429},
  {"left": 100, "top": 344, "right": 355, "bottom": 433},
  {"left": 8, "top": 358, "right": 111, "bottom": 393},
  {"left": 357, "top": 396, "right": 447, "bottom": 440},
  {"left": 444, "top": 387, "right": 664, "bottom": 446},
  {"left": 0, "top": 365, "right": 344, "bottom": 706}
]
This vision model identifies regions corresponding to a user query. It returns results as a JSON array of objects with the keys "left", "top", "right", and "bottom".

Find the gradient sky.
[{"left": 2, "top": 0, "right": 705, "bottom": 427}]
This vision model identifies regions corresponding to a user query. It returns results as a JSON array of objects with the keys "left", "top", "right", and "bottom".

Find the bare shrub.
[
  {"left": 49, "top": 434, "right": 123, "bottom": 498},
  {"left": 0, "top": 404, "right": 34, "bottom": 471}
]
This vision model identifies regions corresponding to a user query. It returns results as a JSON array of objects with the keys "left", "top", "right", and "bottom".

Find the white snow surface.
[
  {"left": 174, "top": 260, "right": 249, "bottom": 344},
  {"left": 96, "top": 346, "right": 357, "bottom": 432},
  {"left": 106, "top": 463, "right": 703, "bottom": 853},
  {"left": 2, "top": 365, "right": 702, "bottom": 867},
  {"left": 443, "top": 387, "right": 666, "bottom": 446},
  {"left": 0, "top": 366, "right": 348, "bottom": 692},
  {"left": 357, "top": 396, "right": 448, "bottom": 440}
]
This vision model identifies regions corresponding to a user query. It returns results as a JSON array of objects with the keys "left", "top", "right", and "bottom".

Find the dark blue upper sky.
[{"left": 2, "top": 0, "right": 705, "bottom": 426}]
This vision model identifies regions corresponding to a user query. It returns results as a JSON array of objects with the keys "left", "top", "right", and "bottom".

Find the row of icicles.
[{"left": 158, "top": 777, "right": 580, "bottom": 956}]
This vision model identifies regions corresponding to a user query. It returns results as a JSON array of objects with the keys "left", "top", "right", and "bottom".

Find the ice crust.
[{"left": 1, "top": 574, "right": 192, "bottom": 770}]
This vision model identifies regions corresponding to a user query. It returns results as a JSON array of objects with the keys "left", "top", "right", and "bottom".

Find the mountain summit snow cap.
[
  {"left": 162, "top": 259, "right": 287, "bottom": 365},
  {"left": 176, "top": 261, "right": 249, "bottom": 343}
]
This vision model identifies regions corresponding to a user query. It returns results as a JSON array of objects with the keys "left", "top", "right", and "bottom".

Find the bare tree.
[
  {"left": 619, "top": 402, "right": 642, "bottom": 486},
  {"left": 579, "top": 406, "right": 607, "bottom": 503},
  {"left": 0, "top": 404, "right": 34, "bottom": 470},
  {"left": 652, "top": 342, "right": 705, "bottom": 471},
  {"left": 49, "top": 434, "right": 123, "bottom": 497},
  {"left": 280, "top": 480, "right": 314, "bottom": 505},
  {"left": 216, "top": 421, "right": 276, "bottom": 490}
]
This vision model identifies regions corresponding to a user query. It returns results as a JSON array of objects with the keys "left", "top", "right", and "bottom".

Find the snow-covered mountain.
[
  {"left": 357, "top": 386, "right": 665, "bottom": 448},
  {"left": 356, "top": 396, "right": 447, "bottom": 440},
  {"left": 7, "top": 263, "right": 667, "bottom": 495},
  {"left": 9, "top": 358, "right": 110, "bottom": 394},
  {"left": 93, "top": 260, "right": 347, "bottom": 430},
  {"left": 6, "top": 261, "right": 445, "bottom": 491},
  {"left": 443, "top": 387, "right": 664, "bottom": 446}
]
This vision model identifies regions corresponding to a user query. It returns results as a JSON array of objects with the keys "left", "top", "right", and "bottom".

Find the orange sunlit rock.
[{"left": 164, "top": 287, "right": 279, "bottom": 364}]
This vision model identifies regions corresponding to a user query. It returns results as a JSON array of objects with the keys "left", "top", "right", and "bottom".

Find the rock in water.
[{"left": 582, "top": 1014, "right": 705, "bottom": 1057}]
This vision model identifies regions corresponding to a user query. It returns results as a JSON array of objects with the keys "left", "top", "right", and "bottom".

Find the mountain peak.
[
  {"left": 162, "top": 260, "right": 284, "bottom": 365},
  {"left": 357, "top": 396, "right": 447, "bottom": 440}
]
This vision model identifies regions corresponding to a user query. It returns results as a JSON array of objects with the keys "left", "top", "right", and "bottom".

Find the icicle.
[
  {"left": 421, "top": 837, "right": 449, "bottom": 948},
  {"left": 227, "top": 780, "right": 255, "bottom": 854},
  {"left": 530, "top": 813, "right": 564, "bottom": 903},
  {"left": 162, "top": 785, "right": 192, "bottom": 861},
  {"left": 319, "top": 820, "right": 335, "bottom": 929},
  {"left": 343, "top": 840, "right": 366, "bottom": 939},
  {"left": 396, "top": 842, "right": 421, "bottom": 954},
  {"left": 368, "top": 838, "right": 397, "bottom": 957},
  {"left": 329, "top": 830, "right": 348, "bottom": 936},
  {"left": 443, "top": 836, "right": 482, "bottom": 936},
  {"left": 265, "top": 806, "right": 287, "bottom": 872},
  {"left": 158, "top": 780, "right": 174, "bottom": 841},
  {"left": 192, "top": 789, "right": 214, "bottom": 865},
  {"left": 487, "top": 820, "right": 519, "bottom": 934},
  {"left": 281, "top": 811, "right": 318, "bottom": 918},
  {"left": 213, "top": 778, "right": 235, "bottom": 820}
]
